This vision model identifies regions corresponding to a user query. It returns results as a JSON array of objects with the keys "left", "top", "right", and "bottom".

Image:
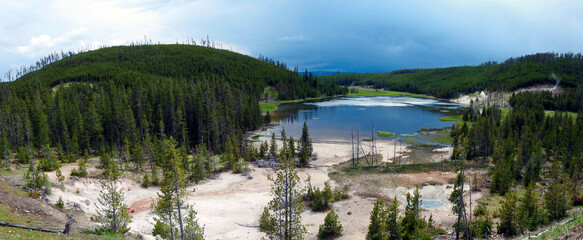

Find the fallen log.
[{"left": 0, "top": 220, "right": 64, "bottom": 234}]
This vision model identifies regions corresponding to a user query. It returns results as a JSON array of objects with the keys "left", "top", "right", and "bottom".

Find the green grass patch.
[
  {"left": 377, "top": 131, "right": 395, "bottom": 137},
  {"left": 251, "top": 135, "right": 261, "bottom": 141},
  {"left": 402, "top": 139, "right": 441, "bottom": 147},
  {"left": 0, "top": 197, "right": 58, "bottom": 229},
  {"left": 531, "top": 209, "right": 583, "bottom": 239},
  {"left": 500, "top": 108, "right": 510, "bottom": 121},
  {"left": 427, "top": 133, "right": 453, "bottom": 145},
  {"left": 403, "top": 131, "right": 453, "bottom": 145},
  {"left": 438, "top": 115, "right": 463, "bottom": 122},
  {"left": 402, "top": 134, "right": 423, "bottom": 139},
  {"left": 260, "top": 97, "right": 329, "bottom": 111},
  {"left": 544, "top": 110, "right": 578, "bottom": 119},
  {"left": 0, "top": 226, "right": 128, "bottom": 240},
  {"left": 347, "top": 86, "right": 435, "bottom": 99},
  {"left": 340, "top": 160, "right": 488, "bottom": 175}
]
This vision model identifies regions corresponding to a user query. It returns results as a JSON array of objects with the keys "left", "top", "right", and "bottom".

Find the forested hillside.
[
  {"left": 447, "top": 98, "right": 583, "bottom": 237},
  {"left": 0, "top": 44, "right": 346, "bottom": 156},
  {"left": 322, "top": 53, "right": 583, "bottom": 98}
]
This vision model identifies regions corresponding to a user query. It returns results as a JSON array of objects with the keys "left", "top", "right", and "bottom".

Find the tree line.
[
  {"left": 449, "top": 99, "right": 582, "bottom": 237},
  {"left": 321, "top": 52, "right": 583, "bottom": 99},
  {"left": 0, "top": 44, "right": 346, "bottom": 164}
]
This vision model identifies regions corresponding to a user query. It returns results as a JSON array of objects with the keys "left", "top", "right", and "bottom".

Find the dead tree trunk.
[{"left": 0, "top": 220, "right": 65, "bottom": 234}]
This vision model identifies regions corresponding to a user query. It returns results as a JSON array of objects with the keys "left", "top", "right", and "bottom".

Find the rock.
[{"left": 84, "top": 200, "right": 90, "bottom": 206}]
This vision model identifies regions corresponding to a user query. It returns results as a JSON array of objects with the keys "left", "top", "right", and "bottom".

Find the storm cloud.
[{"left": 1, "top": 0, "right": 583, "bottom": 77}]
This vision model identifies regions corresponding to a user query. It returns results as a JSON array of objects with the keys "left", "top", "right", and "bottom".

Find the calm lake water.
[{"left": 270, "top": 96, "right": 462, "bottom": 142}]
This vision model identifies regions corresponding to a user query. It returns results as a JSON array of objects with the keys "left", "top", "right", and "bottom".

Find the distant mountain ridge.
[{"left": 320, "top": 53, "right": 583, "bottom": 98}]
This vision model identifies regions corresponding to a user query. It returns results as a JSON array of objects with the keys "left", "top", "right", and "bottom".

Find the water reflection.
[{"left": 271, "top": 96, "right": 463, "bottom": 142}]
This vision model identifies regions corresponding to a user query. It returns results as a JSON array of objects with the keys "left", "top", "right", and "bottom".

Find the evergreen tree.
[
  {"left": 55, "top": 168, "right": 65, "bottom": 189},
  {"left": 265, "top": 152, "right": 306, "bottom": 239},
  {"left": 0, "top": 130, "right": 11, "bottom": 171},
  {"left": 544, "top": 161, "right": 570, "bottom": 222},
  {"left": 259, "top": 206, "right": 275, "bottom": 233},
  {"left": 367, "top": 199, "right": 386, "bottom": 240},
  {"left": 95, "top": 177, "right": 131, "bottom": 234},
  {"left": 182, "top": 208, "right": 205, "bottom": 240},
  {"left": 269, "top": 133, "right": 278, "bottom": 160},
  {"left": 153, "top": 138, "right": 204, "bottom": 240},
  {"left": 101, "top": 153, "right": 120, "bottom": 179},
  {"left": 39, "top": 145, "right": 60, "bottom": 171},
  {"left": 130, "top": 141, "right": 146, "bottom": 170},
  {"left": 318, "top": 209, "right": 343, "bottom": 240},
  {"left": 56, "top": 196, "right": 64, "bottom": 209},
  {"left": 78, "top": 156, "right": 88, "bottom": 177},
  {"left": 449, "top": 171, "right": 468, "bottom": 239},
  {"left": 518, "top": 183, "right": 542, "bottom": 232},
  {"left": 497, "top": 192, "right": 518, "bottom": 236},
  {"left": 385, "top": 197, "right": 401, "bottom": 240},
  {"left": 472, "top": 203, "right": 493, "bottom": 239},
  {"left": 260, "top": 141, "right": 268, "bottom": 159},
  {"left": 298, "top": 122, "right": 312, "bottom": 167},
  {"left": 401, "top": 186, "right": 430, "bottom": 240},
  {"left": 264, "top": 111, "right": 271, "bottom": 124},
  {"left": 222, "top": 135, "right": 238, "bottom": 172},
  {"left": 288, "top": 137, "right": 296, "bottom": 160},
  {"left": 24, "top": 150, "right": 50, "bottom": 195}
]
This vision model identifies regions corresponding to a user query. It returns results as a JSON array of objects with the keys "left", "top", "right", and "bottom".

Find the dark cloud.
[{"left": 2, "top": 0, "right": 583, "bottom": 78}]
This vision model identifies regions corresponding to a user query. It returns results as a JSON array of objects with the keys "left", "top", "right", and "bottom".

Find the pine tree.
[
  {"left": 182, "top": 208, "right": 205, "bottom": 240},
  {"left": 288, "top": 137, "right": 296, "bottom": 159},
  {"left": 497, "top": 192, "right": 518, "bottom": 236},
  {"left": 95, "top": 177, "right": 131, "bottom": 234},
  {"left": 78, "top": 156, "right": 88, "bottom": 177},
  {"left": 544, "top": 161, "right": 569, "bottom": 222},
  {"left": 472, "top": 203, "right": 493, "bottom": 238},
  {"left": 222, "top": 135, "right": 237, "bottom": 172},
  {"left": 24, "top": 150, "right": 49, "bottom": 195},
  {"left": 101, "top": 153, "right": 120, "bottom": 179},
  {"left": 259, "top": 206, "right": 275, "bottom": 233},
  {"left": 264, "top": 111, "right": 271, "bottom": 124},
  {"left": 518, "top": 183, "right": 541, "bottom": 232},
  {"left": 385, "top": 197, "right": 401, "bottom": 240},
  {"left": 56, "top": 196, "right": 64, "bottom": 209},
  {"left": 265, "top": 152, "right": 306, "bottom": 239},
  {"left": 0, "top": 130, "right": 11, "bottom": 171},
  {"left": 55, "top": 168, "right": 65, "bottom": 189},
  {"left": 260, "top": 141, "right": 268, "bottom": 159},
  {"left": 449, "top": 171, "right": 467, "bottom": 239},
  {"left": 367, "top": 199, "right": 386, "bottom": 240},
  {"left": 298, "top": 122, "right": 312, "bottom": 167},
  {"left": 153, "top": 138, "right": 204, "bottom": 240},
  {"left": 269, "top": 133, "right": 278, "bottom": 160},
  {"left": 401, "top": 186, "right": 430, "bottom": 240},
  {"left": 318, "top": 209, "right": 343, "bottom": 239}
]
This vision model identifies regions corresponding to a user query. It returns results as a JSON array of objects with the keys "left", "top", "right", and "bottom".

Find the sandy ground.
[
  {"left": 451, "top": 84, "right": 562, "bottom": 108},
  {"left": 451, "top": 91, "right": 488, "bottom": 106},
  {"left": 46, "top": 127, "right": 476, "bottom": 240}
]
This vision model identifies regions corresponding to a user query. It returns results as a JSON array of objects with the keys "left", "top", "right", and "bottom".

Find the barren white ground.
[{"left": 47, "top": 128, "right": 477, "bottom": 240}]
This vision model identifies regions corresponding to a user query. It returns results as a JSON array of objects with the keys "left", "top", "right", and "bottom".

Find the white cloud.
[
  {"left": 279, "top": 35, "right": 309, "bottom": 43},
  {"left": 16, "top": 27, "right": 88, "bottom": 57},
  {"left": 2, "top": 0, "right": 583, "bottom": 76}
]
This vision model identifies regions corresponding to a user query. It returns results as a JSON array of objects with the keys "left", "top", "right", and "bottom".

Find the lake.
[{"left": 270, "top": 96, "right": 462, "bottom": 142}]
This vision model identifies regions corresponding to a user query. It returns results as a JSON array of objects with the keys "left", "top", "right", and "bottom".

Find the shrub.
[
  {"left": 259, "top": 207, "right": 275, "bottom": 233},
  {"left": 56, "top": 196, "right": 64, "bottom": 209},
  {"left": 141, "top": 173, "right": 151, "bottom": 188},
  {"left": 318, "top": 209, "right": 343, "bottom": 239}
]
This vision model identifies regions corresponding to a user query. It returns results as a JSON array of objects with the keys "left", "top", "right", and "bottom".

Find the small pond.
[
  {"left": 270, "top": 96, "right": 462, "bottom": 142},
  {"left": 421, "top": 200, "right": 446, "bottom": 209}
]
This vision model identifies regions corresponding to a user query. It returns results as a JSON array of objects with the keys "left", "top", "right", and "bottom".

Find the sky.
[{"left": 1, "top": 0, "right": 583, "bottom": 79}]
